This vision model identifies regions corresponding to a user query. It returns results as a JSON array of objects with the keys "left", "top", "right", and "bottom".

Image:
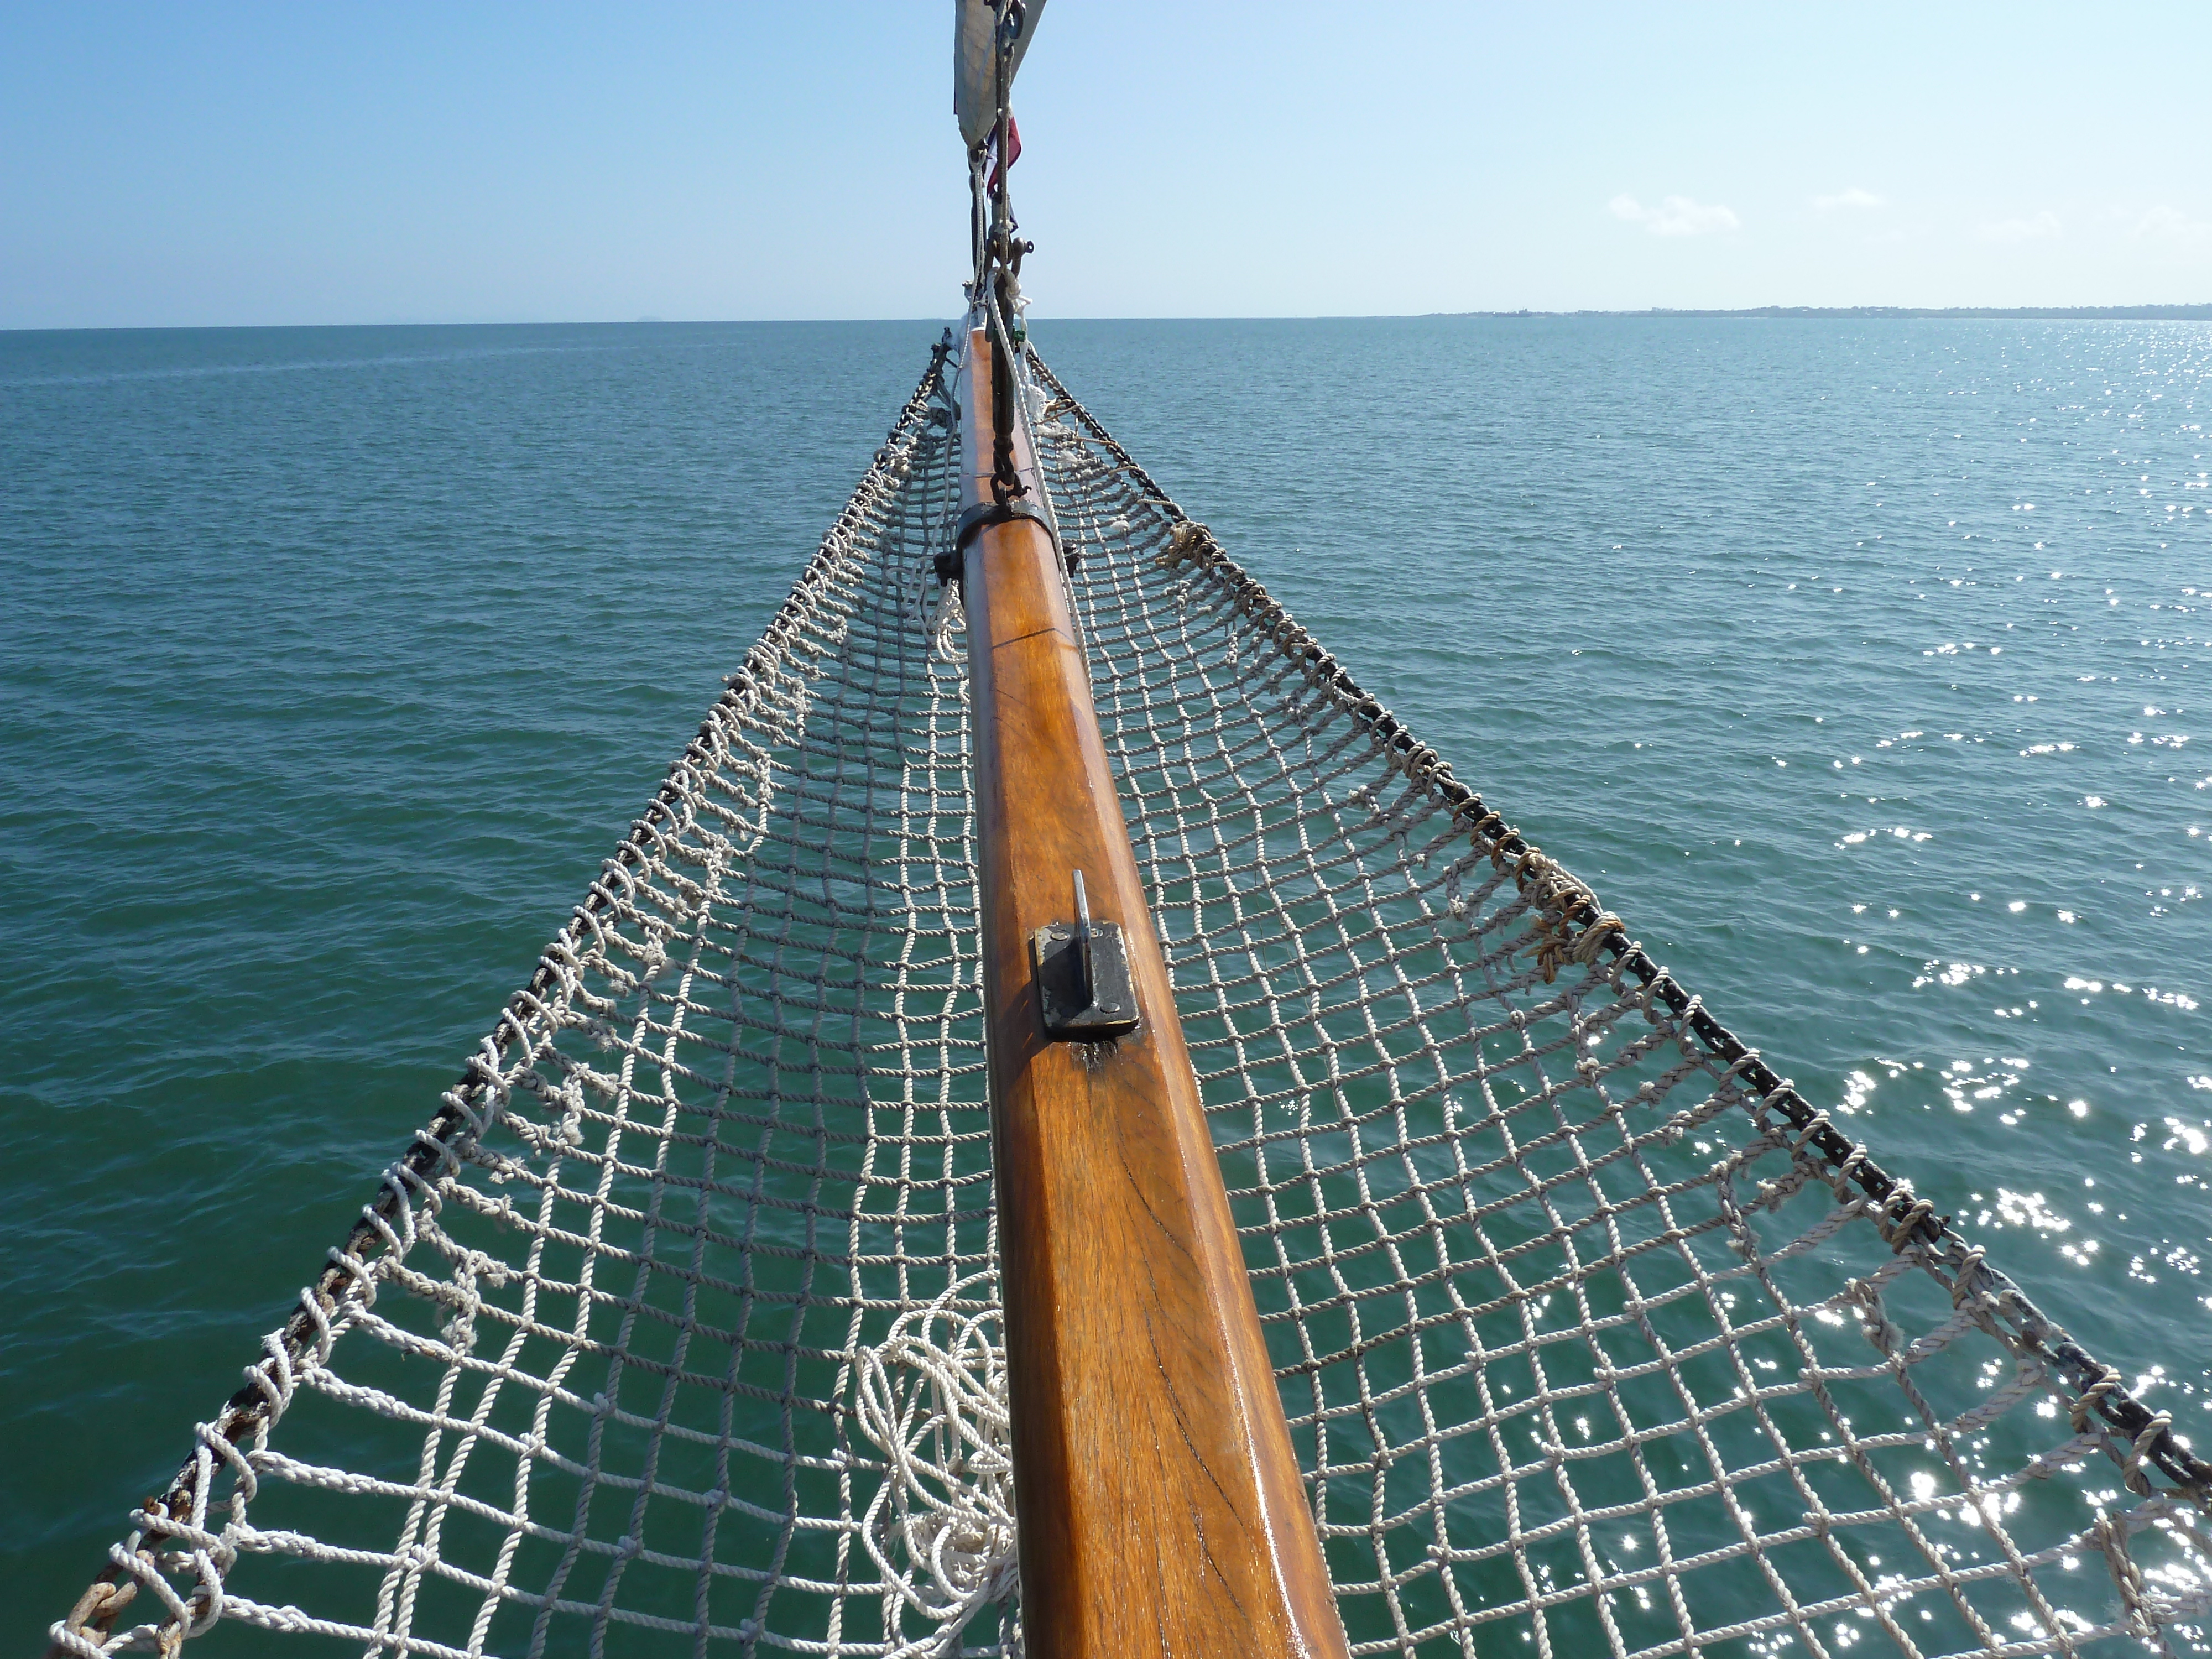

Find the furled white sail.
[{"left": 954, "top": 0, "right": 1046, "bottom": 150}]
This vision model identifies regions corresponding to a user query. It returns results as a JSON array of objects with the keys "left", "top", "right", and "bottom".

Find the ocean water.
[{"left": 2, "top": 316, "right": 2206, "bottom": 1648}]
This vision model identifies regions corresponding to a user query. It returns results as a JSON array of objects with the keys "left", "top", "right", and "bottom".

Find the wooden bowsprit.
[{"left": 954, "top": 320, "right": 1348, "bottom": 1658}]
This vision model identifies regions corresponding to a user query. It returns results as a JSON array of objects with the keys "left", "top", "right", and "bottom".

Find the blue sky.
[{"left": 4, "top": 2, "right": 2210, "bottom": 327}]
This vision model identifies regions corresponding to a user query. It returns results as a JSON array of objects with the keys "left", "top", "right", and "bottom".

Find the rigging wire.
[{"left": 983, "top": 1, "right": 1031, "bottom": 508}]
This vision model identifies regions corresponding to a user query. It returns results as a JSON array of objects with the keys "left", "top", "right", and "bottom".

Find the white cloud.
[
  {"left": 1813, "top": 187, "right": 1885, "bottom": 212},
  {"left": 1608, "top": 194, "right": 1741, "bottom": 237},
  {"left": 1976, "top": 211, "right": 2062, "bottom": 243},
  {"left": 2136, "top": 205, "right": 2212, "bottom": 248}
]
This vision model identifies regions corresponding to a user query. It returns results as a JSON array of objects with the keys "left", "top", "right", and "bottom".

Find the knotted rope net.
[{"left": 55, "top": 341, "right": 2209, "bottom": 1659}]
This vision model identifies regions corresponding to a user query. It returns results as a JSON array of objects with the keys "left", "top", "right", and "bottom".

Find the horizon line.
[{"left": 8, "top": 302, "right": 2212, "bottom": 334}]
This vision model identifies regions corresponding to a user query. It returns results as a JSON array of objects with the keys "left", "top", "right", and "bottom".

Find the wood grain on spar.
[{"left": 957, "top": 325, "right": 1347, "bottom": 1658}]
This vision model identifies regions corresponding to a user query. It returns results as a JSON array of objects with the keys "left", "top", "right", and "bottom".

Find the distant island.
[{"left": 1451, "top": 305, "right": 2212, "bottom": 320}]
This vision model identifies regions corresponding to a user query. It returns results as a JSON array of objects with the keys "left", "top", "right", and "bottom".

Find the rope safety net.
[{"left": 54, "top": 340, "right": 2210, "bottom": 1659}]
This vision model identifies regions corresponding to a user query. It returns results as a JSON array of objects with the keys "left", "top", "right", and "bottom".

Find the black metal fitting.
[
  {"left": 934, "top": 498, "right": 1057, "bottom": 583},
  {"left": 1032, "top": 870, "right": 1138, "bottom": 1040}
]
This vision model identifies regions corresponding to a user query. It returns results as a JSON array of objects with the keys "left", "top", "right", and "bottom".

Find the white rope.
[
  {"left": 852, "top": 1275, "right": 1019, "bottom": 1656},
  {"left": 52, "top": 342, "right": 2208, "bottom": 1659}
]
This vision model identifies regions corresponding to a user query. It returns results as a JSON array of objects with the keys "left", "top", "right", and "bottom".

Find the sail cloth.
[
  {"left": 51, "top": 340, "right": 2212, "bottom": 1659},
  {"left": 955, "top": 0, "right": 1045, "bottom": 150}
]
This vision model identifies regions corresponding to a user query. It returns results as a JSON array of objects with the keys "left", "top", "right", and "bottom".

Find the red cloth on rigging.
[{"left": 989, "top": 116, "right": 1022, "bottom": 194}]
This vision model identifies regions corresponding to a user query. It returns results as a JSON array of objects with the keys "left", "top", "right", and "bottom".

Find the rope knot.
[
  {"left": 2124, "top": 1411, "right": 2174, "bottom": 1496},
  {"left": 1947, "top": 1245, "right": 1989, "bottom": 1309},
  {"left": 2069, "top": 1365, "right": 2124, "bottom": 1435},
  {"left": 1570, "top": 914, "right": 1626, "bottom": 964},
  {"left": 1844, "top": 1277, "right": 1903, "bottom": 1358},
  {"left": 1157, "top": 519, "right": 1212, "bottom": 570},
  {"left": 1880, "top": 1193, "right": 1937, "bottom": 1253}
]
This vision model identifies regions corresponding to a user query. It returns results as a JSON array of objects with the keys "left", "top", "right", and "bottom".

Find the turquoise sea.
[{"left": 2, "top": 317, "right": 2207, "bottom": 1649}]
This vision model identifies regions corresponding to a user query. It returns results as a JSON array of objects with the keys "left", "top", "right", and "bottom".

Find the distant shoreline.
[
  {"left": 1442, "top": 305, "right": 2212, "bottom": 321},
  {"left": 9, "top": 306, "right": 2212, "bottom": 333}
]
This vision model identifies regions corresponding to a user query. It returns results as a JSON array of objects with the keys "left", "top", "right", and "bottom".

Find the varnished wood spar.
[{"left": 957, "top": 325, "right": 1347, "bottom": 1658}]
